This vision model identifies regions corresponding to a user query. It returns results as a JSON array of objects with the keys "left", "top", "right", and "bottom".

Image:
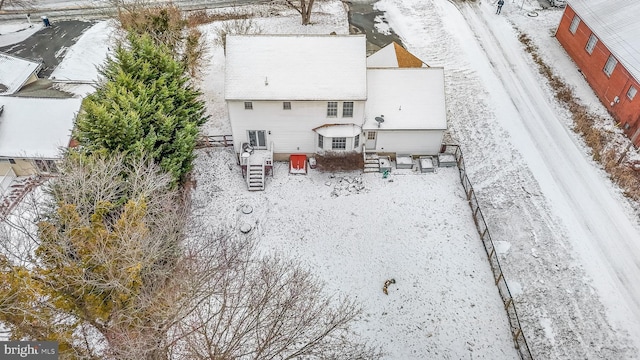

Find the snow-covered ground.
[
  {"left": 371, "top": 0, "right": 640, "bottom": 358},
  {"left": 3, "top": 0, "right": 640, "bottom": 358}
]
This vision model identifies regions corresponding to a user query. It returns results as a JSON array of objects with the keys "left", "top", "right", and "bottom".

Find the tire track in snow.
[
  {"left": 453, "top": 1, "right": 640, "bottom": 358},
  {"left": 376, "top": 0, "right": 640, "bottom": 358}
]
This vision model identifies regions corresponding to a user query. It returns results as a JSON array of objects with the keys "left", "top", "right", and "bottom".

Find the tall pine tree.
[{"left": 74, "top": 34, "right": 208, "bottom": 186}]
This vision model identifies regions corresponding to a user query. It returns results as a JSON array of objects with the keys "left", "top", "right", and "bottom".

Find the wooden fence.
[
  {"left": 196, "top": 135, "right": 234, "bottom": 148},
  {"left": 444, "top": 144, "right": 534, "bottom": 360}
]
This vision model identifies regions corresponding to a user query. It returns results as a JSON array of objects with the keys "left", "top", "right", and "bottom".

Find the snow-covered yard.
[
  {"left": 3, "top": 0, "right": 640, "bottom": 358},
  {"left": 191, "top": 148, "right": 519, "bottom": 359}
]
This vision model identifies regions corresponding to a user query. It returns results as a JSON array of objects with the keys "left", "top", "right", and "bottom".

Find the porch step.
[
  {"left": 247, "top": 164, "right": 265, "bottom": 191},
  {"left": 363, "top": 153, "right": 381, "bottom": 173}
]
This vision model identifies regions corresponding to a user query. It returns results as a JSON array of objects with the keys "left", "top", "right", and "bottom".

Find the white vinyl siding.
[
  {"left": 585, "top": 34, "right": 597, "bottom": 54},
  {"left": 228, "top": 100, "right": 366, "bottom": 155},
  {"left": 373, "top": 130, "right": 444, "bottom": 155},
  {"left": 603, "top": 55, "right": 617, "bottom": 77},
  {"left": 569, "top": 16, "right": 580, "bottom": 34}
]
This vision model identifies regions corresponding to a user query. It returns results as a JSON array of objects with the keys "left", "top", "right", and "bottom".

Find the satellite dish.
[{"left": 374, "top": 115, "right": 385, "bottom": 128}]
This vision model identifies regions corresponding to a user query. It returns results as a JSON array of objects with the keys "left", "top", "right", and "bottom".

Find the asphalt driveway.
[{"left": 0, "top": 20, "right": 93, "bottom": 77}]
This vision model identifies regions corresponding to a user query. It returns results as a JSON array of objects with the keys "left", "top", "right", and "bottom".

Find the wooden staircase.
[
  {"left": 1, "top": 176, "right": 45, "bottom": 218},
  {"left": 364, "top": 152, "right": 380, "bottom": 173},
  {"left": 247, "top": 164, "right": 265, "bottom": 191}
]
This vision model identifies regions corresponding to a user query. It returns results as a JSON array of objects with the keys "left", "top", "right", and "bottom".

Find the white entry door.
[
  {"left": 365, "top": 131, "right": 377, "bottom": 150},
  {"left": 248, "top": 130, "right": 267, "bottom": 149}
]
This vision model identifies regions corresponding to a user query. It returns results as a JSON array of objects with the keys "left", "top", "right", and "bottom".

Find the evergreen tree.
[{"left": 74, "top": 34, "right": 208, "bottom": 186}]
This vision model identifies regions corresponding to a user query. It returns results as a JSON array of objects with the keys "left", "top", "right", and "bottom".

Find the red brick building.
[{"left": 555, "top": 0, "right": 640, "bottom": 145}]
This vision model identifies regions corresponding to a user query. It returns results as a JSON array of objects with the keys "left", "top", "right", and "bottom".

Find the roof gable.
[
  {"left": 225, "top": 35, "right": 367, "bottom": 101},
  {"left": 568, "top": 0, "right": 640, "bottom": 82},
  {"left": 366, "top": 42, "right": 427, "bottom": 68},
  {"left": 0, "top": 52, "right": 41, "bottom": 95}
]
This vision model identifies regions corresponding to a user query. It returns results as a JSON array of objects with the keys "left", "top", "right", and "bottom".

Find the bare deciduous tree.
[
  {"left": 0, "top": 153, "right": 189, "bottom": 359},
  {"left": 1, "top": 155, "right": 380, "bottom": 359},
  {"left": 285, "top": 0, "right": 316, "bottom": 25},
  {"left": 172, "top": 234, "right": 382, "bottom": 360},
  {"left": 215, "top": 18, "right": 262, "bottom": 54}
]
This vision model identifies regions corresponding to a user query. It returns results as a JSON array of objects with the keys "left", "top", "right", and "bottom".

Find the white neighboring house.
[
  {"left": 0, "top": 52, "right": 42, "bottom": 96},
  {"left": 225, "top": 34, "right": 367, "bottom": 161},
  {"left": 0, "top": 96, "right": 83, "bottom": 176}
]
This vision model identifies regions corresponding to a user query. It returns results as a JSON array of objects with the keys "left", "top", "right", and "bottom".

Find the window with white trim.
[
  {"left": 342, "top": 102, "right": 354, "bottom": 117},
  {"left": 354, "top": 134, "right": 360, "bottom": 148},
  {"left": 327, "top": 102, "right": 338, "bottom": 117},
  {"left": 332, "top": 137, "right": 346, "bottom": 150},
  {"left": 244, "top": 102, "right": 253, "bottom": 110},
  {"left": 318, "top": 134, "right": 324, "bottom": 148},
  {"left": 628, "top": 86, "right": 637, "bottom": 101},
  {"left": 283, "top": 101, "right": 291, "bottom": 110},
  {"left": 367, "top": 132, "right": 376, "bottom": 140},
  {"left": 569, "top": 15, "right": 580, "bottom": 34},
  {"left": 603, "top": 55, "right": 617, "bottom": 77},
  {"left": 585, "top": 34, "right": 597, "bottom": 54}
]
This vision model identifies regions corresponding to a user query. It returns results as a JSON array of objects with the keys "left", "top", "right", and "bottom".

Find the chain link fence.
[{"left": 444, "top": 144, "right": 534, "bottom": 360}]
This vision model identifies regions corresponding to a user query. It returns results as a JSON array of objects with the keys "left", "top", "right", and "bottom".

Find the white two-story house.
[
  {"left": 225, "top": 34, "right": 367, "bottom": 162},
  {"left": 225, "top": 36, "right": 447, "bottom": 190}
]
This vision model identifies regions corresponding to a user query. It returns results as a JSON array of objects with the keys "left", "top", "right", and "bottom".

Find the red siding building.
[{"left": 555, "top": 0, "right": 640, "bottom": 145}]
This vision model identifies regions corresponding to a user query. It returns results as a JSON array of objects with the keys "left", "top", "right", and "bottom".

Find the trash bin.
[{"left": 41, "top": 16, "right": 50, "bottom": 27}]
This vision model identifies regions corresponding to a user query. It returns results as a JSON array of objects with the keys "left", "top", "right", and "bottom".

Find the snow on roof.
[
  {"left": 364, "top": 68, "right": 446, "bottom": 130},
  {"left": 568, "top": 0, "right": 640, "bottom": 82},
  {"left": 366, "top": 42, "right": 427, "bottom": 68},
  {"left": 0, "top": 96, "right": 82, "bottom": 158},
  {"left": 0, "top": 52, "right": 41, "bottom": 95},
  {"left": 313, "top": 123, "right": 361, "bottom": 137},
  {"left": 225, "top": 35, "right": 367, "bottom": 101},
  {"left": 50, "top": 20, "right": 114, "bottom": 84}
]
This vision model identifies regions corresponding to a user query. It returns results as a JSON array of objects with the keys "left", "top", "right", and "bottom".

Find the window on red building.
[
  {"left": 585, "top": 34, "right": 598, "bottom": 55},
  {"left": 603, "top": 55, "right": 617, "bottom": 77},
  {"left": 628, "top": 86, "right": 637, "bottom": 101},
  {"left": 569, "top": 16, "right": 580, "bottom": 34}
]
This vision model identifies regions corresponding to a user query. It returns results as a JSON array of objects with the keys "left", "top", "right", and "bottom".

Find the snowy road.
[
  {"left": 455, "top": 0, "right": 640, "bottom": 356},
  {"left": 376, "top": 0, "right": 640, "bottom": 358},
  {"left": 0, "top": 0, "right": 268, "bottom": 20}
]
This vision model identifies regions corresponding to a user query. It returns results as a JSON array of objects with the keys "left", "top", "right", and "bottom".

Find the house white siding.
[
  {"left": 374, "top": 130, "right": 444, "bottom": 155},
  {"left": 229, "top": 100, "right": 365, "bottom": 155}
]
